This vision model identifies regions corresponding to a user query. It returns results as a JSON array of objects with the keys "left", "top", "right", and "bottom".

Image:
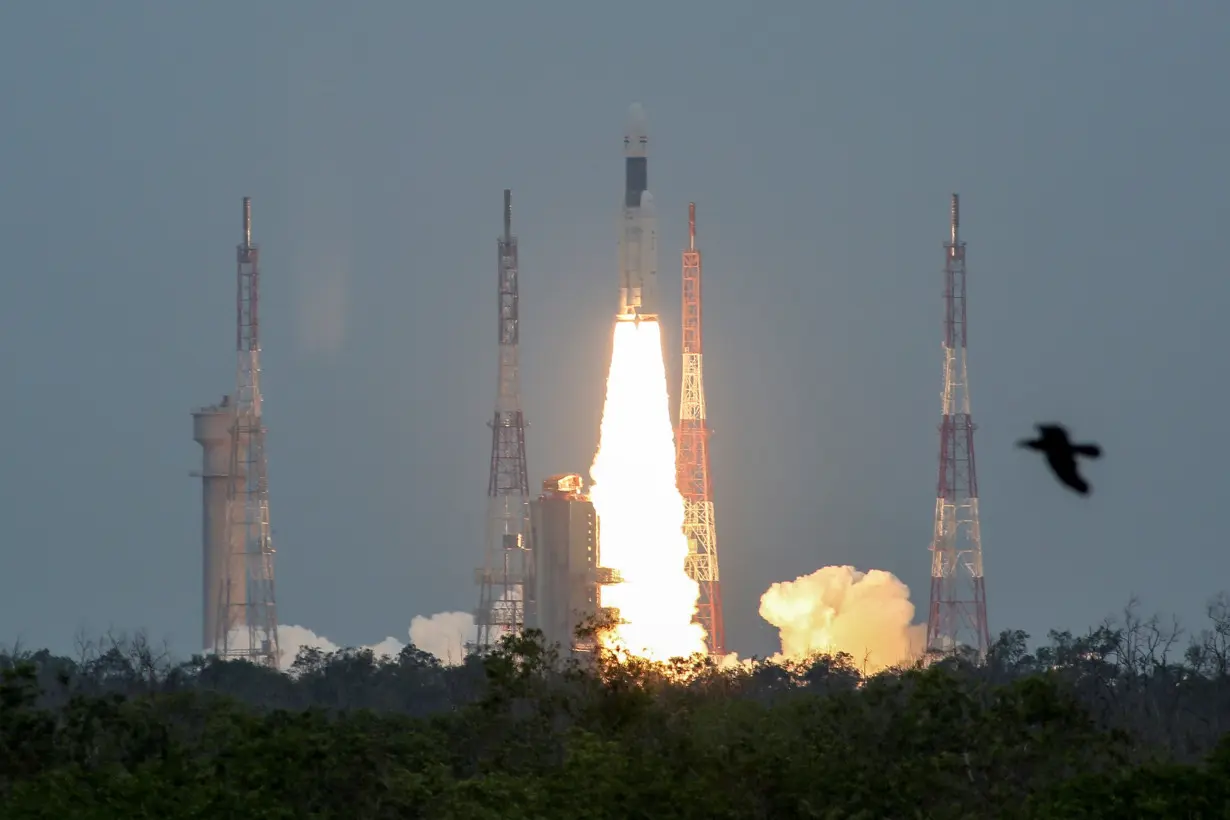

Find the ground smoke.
[{"left": 760, "top": 565, "right": 925, "bottom": 673}]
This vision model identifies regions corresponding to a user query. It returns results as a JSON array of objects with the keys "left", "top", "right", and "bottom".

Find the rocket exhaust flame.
[{"left": 590, "top": 318, "right": 707, "bottom": 661}]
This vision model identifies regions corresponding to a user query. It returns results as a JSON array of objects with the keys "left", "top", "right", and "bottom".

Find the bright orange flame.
[{"left": 590, "top": 318, "right": 708, "bottom": 661}]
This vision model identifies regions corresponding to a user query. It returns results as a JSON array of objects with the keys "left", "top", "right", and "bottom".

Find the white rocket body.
[{"left": 618, "top": 103, "right": 657, "bottom": 320}]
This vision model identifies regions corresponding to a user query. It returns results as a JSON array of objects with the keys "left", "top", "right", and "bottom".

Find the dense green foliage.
[{"left": 4, "top": 599, "right": 1230, "bottom": 818}]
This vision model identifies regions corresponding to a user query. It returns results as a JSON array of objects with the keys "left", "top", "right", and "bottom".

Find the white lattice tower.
[
  {"left": 218, "top": 197, "right": 280, "bottom": 668},
  {"left": 926, "top": 193, "right": 990, "bottom": 658},
  {"left": 474, "top": 189, "right": 534, "bottom": 653}
]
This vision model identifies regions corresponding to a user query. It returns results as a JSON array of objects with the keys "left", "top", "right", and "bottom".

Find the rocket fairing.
[{"left": 618, "top": 103, "right": 658, "bottom": 321}]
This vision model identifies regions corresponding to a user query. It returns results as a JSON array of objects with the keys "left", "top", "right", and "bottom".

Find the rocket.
[{"left": 618, "top": 103, "right": 657, "bottom": 321}]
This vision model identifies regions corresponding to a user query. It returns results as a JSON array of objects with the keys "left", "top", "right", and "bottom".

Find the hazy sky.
[{"left": 1, "top": 1, "right": 1227, "bottom": 660}]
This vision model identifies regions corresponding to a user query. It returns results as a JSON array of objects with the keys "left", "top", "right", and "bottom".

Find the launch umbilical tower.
[
  {"left": 474, "top": 189, "right": 534, "bottom": 652},
  {"left": 219, "top": 197, "right": 280, "bottom": 668},
  {"left": 926, "top": 193, "right": 990, "bottom": 658},
  {"left": 676, "top": 203, "right": 725, "bottom": 656}
]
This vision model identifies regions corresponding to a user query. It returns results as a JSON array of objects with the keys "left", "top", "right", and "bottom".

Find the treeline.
[{"left": 3, "top": 598, "right": 1230, "bottom": 818}]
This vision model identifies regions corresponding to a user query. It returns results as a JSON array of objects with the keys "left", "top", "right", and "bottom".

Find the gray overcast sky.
[{"left": 1, "top": 1, "right": 1227, "bottom": 659}]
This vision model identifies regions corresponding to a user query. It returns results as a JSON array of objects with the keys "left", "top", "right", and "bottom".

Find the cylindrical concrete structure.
[
  {"left": 531, "top": 476, "right": 601, "bottom": 653},
  {"left": 193, "top": 397, "right": 245, "bottom": 652}
]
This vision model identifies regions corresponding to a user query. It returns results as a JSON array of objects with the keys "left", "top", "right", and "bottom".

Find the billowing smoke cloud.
[
  {"left": 759, "top": 565, "right": 925, "bottom": 674},
  {"left": 223, "top": 624, "right": 342, "bottom": 672},
  {"left": 274, "top": 624, "right": 339, "bottom": 668},
  {"left": 408, "top": 611, "right": 474, "bottom": 665},
  {"left": 267, "top": 590, "right": 528, "bottom": 671},
  {"left": 228, "top": 611, "right": 476, "bottom": 673},
  {"left": 365, "top": 634, "right": 410, "bottom": 660},
  {"left": 265, "top": 625, "right": 408, "bottom": 672}
]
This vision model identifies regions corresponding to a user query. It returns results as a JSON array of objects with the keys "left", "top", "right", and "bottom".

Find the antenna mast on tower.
[
  {"left": 474, "top": 189, "right": 534, "bottom": 653},
  {"left": 926, "top": 193, "right": 990, "bottom": 658},
  {"left": 218, "top": 197, "right": 280, "bottom": 668},
  {"left": 677, "top": 203, "right": 725, "bottom": 656}
]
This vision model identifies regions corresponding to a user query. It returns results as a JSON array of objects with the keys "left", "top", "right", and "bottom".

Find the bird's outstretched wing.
[
  {"left": 1048, "top": 456, "right": 1091, "bottom": 495},
  {"left": 1063, "top": 472, "right": 1091, "bottom": 495}
]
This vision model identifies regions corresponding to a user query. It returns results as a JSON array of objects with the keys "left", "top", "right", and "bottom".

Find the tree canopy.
[{"left": 3, "top": 598, "right": 1230, "bottom": 818}]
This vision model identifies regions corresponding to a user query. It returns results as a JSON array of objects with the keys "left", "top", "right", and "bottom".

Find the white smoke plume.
[
  {"left": 265, "top": 588, "right": 531, "bottom": 671},
  {"left": 759, "top": 565, "right": 926, "bottom": 674},
  {"left": 408, "top": 611, "right": 473, "bottom": 666},
  {"left": 224, "top": 611, "right": 476, "bottom": 673},
  {"left": 275, "top": 624, "right": 339, "bottom": 668}
]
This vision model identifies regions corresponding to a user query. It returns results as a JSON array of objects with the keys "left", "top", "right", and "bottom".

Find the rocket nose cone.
[{"left": 625, "top": 103, "right": 648, "bottom": 139}]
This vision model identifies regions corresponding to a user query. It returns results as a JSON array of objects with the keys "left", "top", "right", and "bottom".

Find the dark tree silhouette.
[{"left": 3, "top": 599, "right": 1230, "bottom": 817}]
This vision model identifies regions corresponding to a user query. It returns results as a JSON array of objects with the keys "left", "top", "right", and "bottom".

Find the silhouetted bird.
[{"left": 1017, "top": 423, "right": 1102, "bottom": 495}]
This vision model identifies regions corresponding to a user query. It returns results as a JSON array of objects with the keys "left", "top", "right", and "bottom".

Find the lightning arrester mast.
[
  {"left": 217, "top": 196, "right": 280, "bottom": 669},
  {"left": 474, "top": 189, "right": 534, "bottom": 653},
  {"left": 676, "top": 203, "right": 726, "bottom": 656},
  {"left": 926, "top": 193, "right": 990, "bottom": 659}
]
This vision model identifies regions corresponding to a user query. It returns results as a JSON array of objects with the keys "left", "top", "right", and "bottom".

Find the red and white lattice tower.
[
  {"left": 676, "top": 203, "right": 725, "bottom": 656},
  {"left": 926, "top": 193, "right": 990, "bottom": 658},
  {"left": 219, "top": 197, "right": 280, "bottom": 668},
  {"left": 473, "top": 189, "right": 535, "bottom": 653}
]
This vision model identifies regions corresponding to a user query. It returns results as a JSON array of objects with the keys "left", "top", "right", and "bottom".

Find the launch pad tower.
[
  {"left": 194, "top": 197, "right": 280, "bottom": 669},
  {"left": 473, "top": 190, "right": 535, "bottom": 653},
  {"left": 676, "top": 203, "right": 725, "bottom": 656},
  {"left": 926, "top": 193, "right": 990, "bottom": 658}
]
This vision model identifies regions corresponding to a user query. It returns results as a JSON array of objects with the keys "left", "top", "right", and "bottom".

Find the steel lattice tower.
[
  {"left": 218, "top": 197, "right": 280, "bottom": 668},
  {"left": 676, "top": 203, "right": 725, "bottom": 656},
  {"left": 474, "top": 189, "right": 534, "bottom": 653},
  {"left": 926, "top": 193, "right": 990, "bottom": 658}
]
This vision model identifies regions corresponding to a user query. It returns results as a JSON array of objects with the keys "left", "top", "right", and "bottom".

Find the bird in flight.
[{"left": 1017, "top": 423, "right": 1102, "bottom": 495}]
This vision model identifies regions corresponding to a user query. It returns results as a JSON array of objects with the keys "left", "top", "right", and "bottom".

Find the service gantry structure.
[
  {"left": 926, "top": 193, "right": 990, "bottom": 659},
  {"left": 221, "top": 197, "right": 280, "bottom": 668},
  {"left": 676, "top": 203, "right": 726, "bottom": 656},
  {"left": 473, "top": 189, "right": 535, "bottom": 653}
]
